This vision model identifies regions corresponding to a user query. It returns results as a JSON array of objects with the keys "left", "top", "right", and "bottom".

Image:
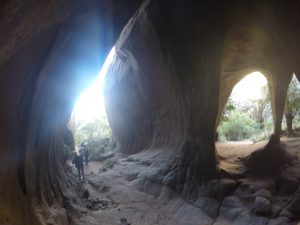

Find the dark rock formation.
[
  {"left": 244, "top": 135, "right": 287, "bottom": 176},
  {"left": 104, "top": 0, "right": 300, "bottom": 188},
  {"left": 252, "top": 196, "right": 272, "bottom": 217}
]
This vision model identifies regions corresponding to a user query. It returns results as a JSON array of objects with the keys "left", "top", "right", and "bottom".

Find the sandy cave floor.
[{"left": 68, "top": 137, "right": 300, "bottom": 225}]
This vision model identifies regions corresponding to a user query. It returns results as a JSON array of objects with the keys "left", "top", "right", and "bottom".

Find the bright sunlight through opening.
[
  {"left": 72, "top": 47, "right": 116, "bottom": 124},
  {"left": 231, "top": 72, "right": 268, "bottom": 103},
  {"left": 217, "top": 71, "right": 272, "bottom": 143}
]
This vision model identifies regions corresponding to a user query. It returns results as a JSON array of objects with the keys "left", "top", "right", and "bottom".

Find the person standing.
[
  {"left": 72, "top": 153, "right": 85, "bottom": 182},
  {"left": 84, "top": 145, "right": 89, "bottom": 166},
  {"left": 79, "top": 143, "right": 85, "bottom": 158}
]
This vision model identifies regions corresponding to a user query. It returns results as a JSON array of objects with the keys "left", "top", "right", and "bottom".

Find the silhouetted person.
[
  {"left": 84, "top": 146, "right": 89, "bottom": 166},
  {"left": 72, "top": 153, "right": 85, "bottom": 182},
  {"left": 79, "top": 143, "right": 85, "bottom": 158}
]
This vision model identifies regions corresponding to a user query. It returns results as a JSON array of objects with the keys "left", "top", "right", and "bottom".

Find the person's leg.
[
  {"left": 77, "top": 168, "right": 81, "bottom": 181},
  {"left": 81, "top": 166, "right": 85, "bottom": 181}
]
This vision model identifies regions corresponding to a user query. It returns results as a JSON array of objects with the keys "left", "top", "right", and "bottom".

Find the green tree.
[
  {"left": 249, "top": 85, "right": 272, "bottom": 129},
  {"left": 220, "top": 97, "right": 236, "bottom": 122},
  {"left": 74, "top": 116, "right": 113, "bottom": 160},
  {"left": 218, "top": 85, "right": 273, "bottom": 142},
  {"left": 285, "top": 75, "right": 300, "bottom": 135},
  {"left": 218, "top": 111, "right": 258, "bottom": 141}
]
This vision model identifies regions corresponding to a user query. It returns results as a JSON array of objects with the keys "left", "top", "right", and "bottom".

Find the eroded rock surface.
[{"left": 69, "top": 138, "right": 300, "bottom": 225}]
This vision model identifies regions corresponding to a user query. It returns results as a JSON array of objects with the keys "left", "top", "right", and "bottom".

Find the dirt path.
[
  {"left": 69, "top": 138, "right": 300, "bottom": 225},
  {"left": 84, "top": 161, "right": 106, "bottom": 174},
  {"left": 216, "top": 140, "right": 267, "bottom": 176}
]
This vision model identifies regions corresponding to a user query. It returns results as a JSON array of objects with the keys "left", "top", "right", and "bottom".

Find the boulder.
[
  {"left": 252, "top": 196, "right": 272, "bottom": 216},
  {"left": 96, "top": 151, "right": 115, "bottom": 162}
]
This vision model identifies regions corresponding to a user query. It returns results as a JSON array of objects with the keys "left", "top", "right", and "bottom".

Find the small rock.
[
  {"left": 162, "top": 170, "right": 177, "bottom": 188},
  {"left": 86, "top": 198, "right": 109, "bottom": 211},
  {"left": 270, "top": 205, "right": 281, "bottom": 218},
  {"left": 252, "top": 196, "right": 272, "bottom": 216},
  {"left": 208, "top": 179, "right": 237, "bottom": 201},
  {"left": 140, "top": 160, "right": 151, "bottom": 166},
  {"left": 255, "top": 188, "right": 271, "bottom": 200},
  {"left": 82, "top": 190, "right": 89, "bottom": 199},
  {"left": 219, "top": 179, "right": 238, "bottom": 194},
  {"left": 279, "top": 208, "right": 294, "bottom": 219},
  {"left": 124, "top": 157, "right": 136, "bottom": 162},
  {"left": 99, "top": 185, "right": 110, "bottom": 192},
  {"left": 222, "top": 196, "right": 241, "bottom": 208},
  {"left": 80, "top": 208, "right": 88, "bottom": 214},
  {"left": 286, "top": 192, "right": 300, "bottom": 214},
  {"left": 194, "top": 197, "right": 220, "bottom": 218},
  {"left": 147, "top": 172, "right": 164, "bottom": 183},
  {"left": 97, "top": 151, "right": 115, "bottom": 162},
  {"left": 120, "top": 217, "right": 131, "bottom": 225},
  {"left": 268, "top": 216, "right": 291, "bottom": 225},
  {"left": 125, "top": 172, "right": 139, "bottom": 182}
]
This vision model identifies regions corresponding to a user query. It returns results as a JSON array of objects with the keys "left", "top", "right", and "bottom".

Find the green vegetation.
[
  {"left": 285, "top": 76, "right": 300, "bottom": 136},
  {"left": 104, "top": 159, "right": 113, "bottom": 168},
  {"left": 73, "top": 116, "right": 115, "bottom": 160},
  {"left": 218, "top": 85, "right": 273, "bottom": 142},
  {"left": 218, "top": 111, "right": 260, "bottom": 141},
  {"left": 218, "top": 76, "right": 300, "bottom": 141}
]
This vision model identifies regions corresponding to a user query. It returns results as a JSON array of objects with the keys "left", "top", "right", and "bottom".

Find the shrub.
[
  {"left": 218, "top": 111, "right": 259, "bottom": 141},
  {"left": 73, "top": 116, "right": 114, "bottom": 160},
  {"left": 104, "top": 159, "right": 113, "bottom": 168}
]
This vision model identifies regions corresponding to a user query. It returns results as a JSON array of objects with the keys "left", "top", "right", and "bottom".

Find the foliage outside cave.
[
  {"left": 68, "top": 115, "right": 115, "bottom": 160},
  {"left": 218, "top": 76, "right": 300, "bottom": 142},
  {"left": 285, "top": 76, "right": 300, "bottom": 136}
]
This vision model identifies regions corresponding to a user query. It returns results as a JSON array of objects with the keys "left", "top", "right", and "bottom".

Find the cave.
[{"left": 1, "top": 1, "right": 300, "bottom": 225}]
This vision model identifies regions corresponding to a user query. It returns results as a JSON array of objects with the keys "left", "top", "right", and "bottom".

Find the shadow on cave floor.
[
  {"left": 66, "top": 138, "right": 300, "bottom": 225},
  {"left": 217, "top": 137, "right": 300, "bottom": 178},
  {"left": 217, "top": 140, "right": 267, "bottom": 177}
]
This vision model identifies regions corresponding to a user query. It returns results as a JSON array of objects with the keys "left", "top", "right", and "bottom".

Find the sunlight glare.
[
  {"left": 72, "top": 47, "right": 116, "bottom": 123},
  {"left": 231, "top": 72, "right": 268, "bottom": 103}
]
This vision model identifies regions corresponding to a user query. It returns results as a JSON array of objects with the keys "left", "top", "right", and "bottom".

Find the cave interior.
[{"left": 1, "top": 0, "right": 300, "bottom": 224}]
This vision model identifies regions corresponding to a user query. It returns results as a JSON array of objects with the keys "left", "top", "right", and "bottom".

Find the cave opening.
[
  {"left": 282, "top": 74, "right": 300, "bottom": 137},
  {"left": 216, "top": 72, "right": 274, "bottom": 164},
  {"left": 66, "top": 47, "right": 116, "bottom": 166},
  {"left": 217, "top": 72, "right": 272, "bottom": 143}
]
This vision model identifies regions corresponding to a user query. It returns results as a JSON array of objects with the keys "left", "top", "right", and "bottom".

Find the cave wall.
[
  {"left": 0, "top": 0, "right": 142, "bottom": 224},
  {"left": 104, "top": 1, "right": 188, "bottom": 154},
  {"left": 104, "top": 0, "right": 228, "bottom": 185},
  {"left": 104, "top": 0, "right": 300, "bottom": 184}
]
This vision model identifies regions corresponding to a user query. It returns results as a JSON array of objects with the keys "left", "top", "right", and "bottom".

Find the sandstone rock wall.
[{"left": 104, "top": 0, "right": 300, "bottom": 185}]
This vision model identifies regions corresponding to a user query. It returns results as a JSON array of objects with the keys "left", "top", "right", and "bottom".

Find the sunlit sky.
[
  {"left": 72, "top": 47, "right": 116, "bottom": 123},
  {"left": 231, "top": 72, "right": 268, "bottom": 103}
]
